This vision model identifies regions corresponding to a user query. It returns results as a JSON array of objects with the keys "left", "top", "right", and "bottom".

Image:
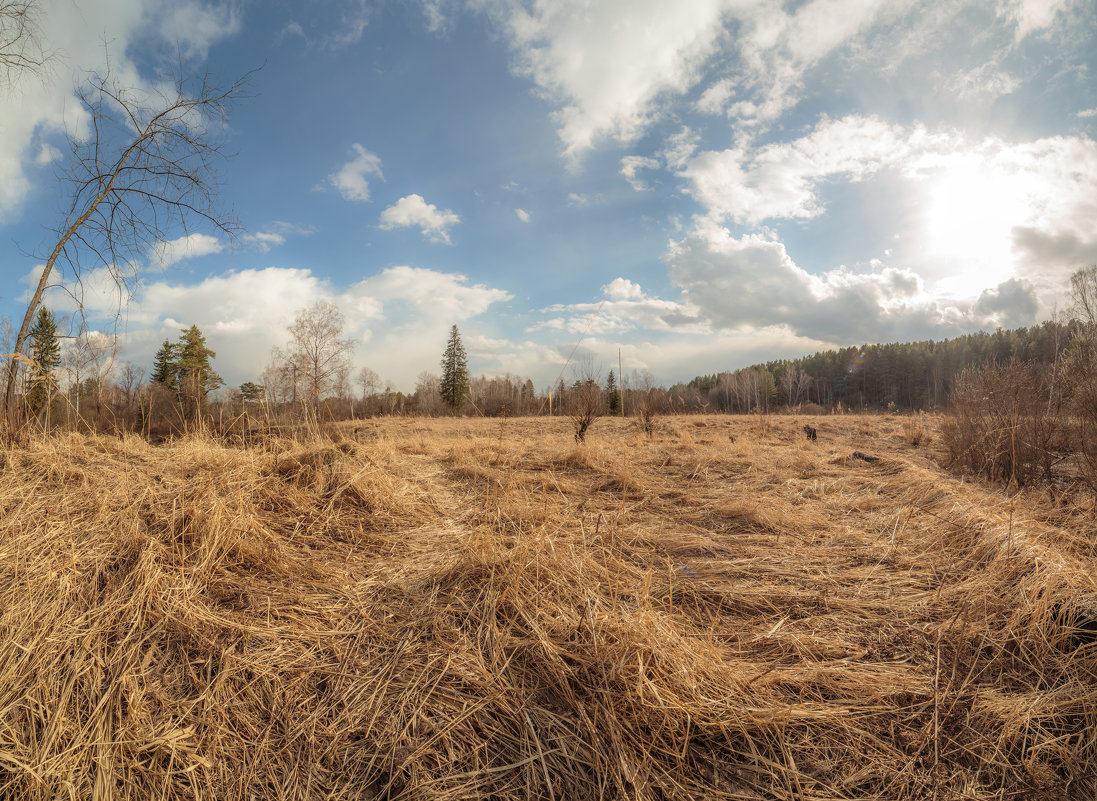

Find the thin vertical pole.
[{"left": 619, "top": 348, "right": 625, "bottom": 417}]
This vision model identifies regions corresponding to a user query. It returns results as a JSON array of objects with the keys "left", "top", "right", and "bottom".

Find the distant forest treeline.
[{"left": 670, "top": 320, "right": 1079, "bottom": 413}]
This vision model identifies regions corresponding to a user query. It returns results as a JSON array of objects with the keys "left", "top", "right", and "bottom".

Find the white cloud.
[
  {"left": 0, "top": 0, "right": 240, "bottom": 222},
  {"left": 242, "top": 231, "right": 286, "bottom": 252},
  {"left": 1008, "top": 0, "right": 1070, "bottom": 40},
  {"left": 620, "top": 155, "right": 660, "bottom": 191},
  {"left": 482, "top": 0, "right": 1076, "bottom": 162},
  {"left": 156, "top": 1, "right": 242, "bottom": 61},
  {"left": 944, "top": 62, "right": 1021, "bottom": 101},
  {"left": 567, "top": 192, "right": 601, "bottom": 207},
  {"left": 603, "top": 277, "right": 644, "bottom": 300},
  {"left": 682, "top": 114, "right": 921, "bottom": 225},
  {"left": 515, "top": 208, "right": 531, "bottom": 222},
  {"left": 328, "top": 143, "right": 384, "bottom": 202},
  {"left": 484, "top": 0, "right": 734, "bottom": 160},
  {"left": 696, "top": 77, "right": 734, "bottom": 114},
  {"left": 664, "top": 221, "right": 972, "bottom": 345},
  {"left": 35, "top": 143, "right": 62, "bottom": 165},
  {"left": 59, "top": 264, "right": 513, "bottom": 391},
  {"left": 682, "top": 116, "right": 1097, "bottom": 305},
  {"left": 151, "top": 233, "right": 223, "bottom": 270},
  {"left": 1078, "top": 108, "right": 1097, "bottom": 119},
  {"left": 378, "top": 194, "right": 461, "bottom": 243},
  {"left": 661, "top": 126, "right": 699, "bottom": 170},
  {"left": 534, "top": 274, "right": 705, "bottom": 336},
  {"left": 331, "top": 0, "right": 372, "bottom": 48}
]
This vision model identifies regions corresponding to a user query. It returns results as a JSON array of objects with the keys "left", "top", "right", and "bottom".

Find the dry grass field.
[{"left": 1, "top": 413, "right": 1095, "bottom": 800}]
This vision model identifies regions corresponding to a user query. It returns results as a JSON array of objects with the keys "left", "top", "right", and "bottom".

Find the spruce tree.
[
  {"left": 26, "top": 306, "right": 60, "bottom": 414},
  {"left": 439, "top": 324, "right": 470, "bottom": 411},
  {"left": 605, "top": 369, "right": 621, "bottom": 415},
  {"left": 151, "top": 339, "right": 179, "bottom": 389}
]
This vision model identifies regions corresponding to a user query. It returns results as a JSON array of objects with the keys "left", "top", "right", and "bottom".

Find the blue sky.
[{"left": 2, "top": 0, "right": 1096, "bottom": 392}]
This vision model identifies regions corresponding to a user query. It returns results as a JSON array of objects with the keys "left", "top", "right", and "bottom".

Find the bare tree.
[
  {"left": 413, "top": 371, "right": 442, "bottom": 415},
  {"left": 1062, "top": 265, "right": 1097, "bottom": 491},
  {"left": 3, "top": 68, "right": 246, "bottom": 434},
  {"left": 62, "top": 327, "right": 117, "bottom": 430},
  {"left": 284, "top": 301, "right": 356, "bottom": 408},
  {"left": 117, "top": 361, "right": 144, "bottom": 426},
  {"left": 0, "top": 0, "right": 44, "bottom": 84},
  {"left": 357, "top": 366, "right": 380, "bottom": 399},
  {"left": 780, "top": 365, "right": 814, "bottom": 408}
]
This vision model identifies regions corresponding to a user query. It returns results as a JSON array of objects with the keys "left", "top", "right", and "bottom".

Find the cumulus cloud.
[
  {"left": 155, "top": 1, "right": 242, "bottom": 60},
  {"left": 0, "top": 0, "right": 241, "bottom": 222},
  {"left": 35, "top": 144, "right": 62, "bottom": 165},
  {"left": 1008, "top": 0, "right": 1071, "bottom": 40},
  {"left": 974, "top": 278, "right": 1038, "bottom": 328},
  {"left": 328, "top": 144, "right": 384, "bottom": 202},
  {"left": 533, "top": 273, "right": 704, "bottom": 336},
  {"left": 150, "top": 233, "right": 223, "bottom": 270},
  {"left": 483, "top": 0, "right": 732, "bottom": 160},
  {"left": 378, "top": 194, "right": 461, "bottom": 243},
  {"left": 58, "top": 264, "right": 512, "bottom": 390},
  {"left": 661, "top": 126, "right": 699, "bottom": 170},
  {"left": 663, "top": 221, "right": 968, "bottom": 345},
  {"left": 480, "top": 0, "right": 1080, "bottom": 163},
  {"left": 603, "top": 277, "right": 644, "bottom": 300},
  {"left": 682, "top": 114, "right": 924, "bottom": 225},
  {"left": 515, "top": 208, "right": 531, "bottom": 222},
  {"left": 696, "top": 78, "right": 734, "bottom": 115},
  {"left": 620, "top": 155, "right": 660, "bottom": 191},
  {"left": 242, "top": 231, "right": 286, "bottom": 252},
  {"left": 681, "top": 115, "right": 1097, "bottom": 313}
]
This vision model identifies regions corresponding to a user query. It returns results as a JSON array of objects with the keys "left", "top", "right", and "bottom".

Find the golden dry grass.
[{"left": 0, "top": 414, "right": 1095, "bottom": 800}]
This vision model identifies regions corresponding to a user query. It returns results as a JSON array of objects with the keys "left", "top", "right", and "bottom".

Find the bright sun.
[{"left": 923, "top": 153, "right": 1031, "bottom": 296}]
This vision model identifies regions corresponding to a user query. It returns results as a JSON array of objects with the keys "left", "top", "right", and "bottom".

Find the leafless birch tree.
[{"left": 3, "top": 69, "right": 246, "bottom": 433}]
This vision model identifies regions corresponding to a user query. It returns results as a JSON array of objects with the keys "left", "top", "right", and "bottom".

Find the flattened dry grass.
[{"left": 0, "top": 415, "right": 1095, "bottom": 800}]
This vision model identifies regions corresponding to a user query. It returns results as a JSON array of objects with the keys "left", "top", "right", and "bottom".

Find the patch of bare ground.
[{"left": 0, "top": 414, "right": 1094, "bottom": 799}]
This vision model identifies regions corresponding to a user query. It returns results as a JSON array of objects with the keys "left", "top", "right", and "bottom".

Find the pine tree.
[
  {"left": 240, "top": 382, "right": 265, "bottom": 404},
  {"left": 26, "top": 306, "right": 60, "bottom": 414},
  {"left": 439, "top": 324, "right": 470, "bottom": 411},
  {"left": 175, "top": 325, "right": 222, "bottom": 414},
  {"left": 151, "top": 339, "right": 179, "bottom": 389}
]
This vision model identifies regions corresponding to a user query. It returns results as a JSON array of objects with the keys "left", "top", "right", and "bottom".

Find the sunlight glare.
[{"left": 924, "top": 154, "right": 1030, "bottom": 296}]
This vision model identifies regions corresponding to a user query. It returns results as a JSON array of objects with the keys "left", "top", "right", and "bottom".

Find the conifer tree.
[
  {"left": 175, "top": 325, "right": 222, "bottom": 415},
  {"left": 151, "top": 339, "right": 179, "bottom": 389},
  {"left": 26, "top": 306, "right": 60, "bottom": 414},
  {"left": 605, "top": 369, "right": 622, "bottom": 415},
  {"left": 439, "top": 324, "right": 470, "bottom": 411}
]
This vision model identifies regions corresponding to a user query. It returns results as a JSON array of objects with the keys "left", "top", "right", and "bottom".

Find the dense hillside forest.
[{"left": 675, "top": 320, "right": 1080, "bottom": 413}]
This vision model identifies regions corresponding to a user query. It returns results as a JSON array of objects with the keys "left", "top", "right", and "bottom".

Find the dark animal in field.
[
  {"left": 803, "top": 425, "right": 817, "bottom": 441},
  {"left": 851, "top": 451, "right": 880, "bottom": 463}
]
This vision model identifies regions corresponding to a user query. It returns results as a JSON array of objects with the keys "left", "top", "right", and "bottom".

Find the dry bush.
[
  {"left": 567, "top": 379, "right": 605, "bottom": 444},
  {"left": 942, "top": 361, "right": 1064, "bottom": 488},
  {"left": 635, "top": 387, "right": 667, "bottom": 439},
  {"left": 903, "top": 411, "right": 931, "bottom": 447},
  {"left": 0, "top": 417, "right": 1095, "bottom": 800}
]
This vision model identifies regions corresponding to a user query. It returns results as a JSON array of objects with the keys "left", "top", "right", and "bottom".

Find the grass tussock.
[{"left": 0, "top": 415, "right": 1095, "bottom": 800}]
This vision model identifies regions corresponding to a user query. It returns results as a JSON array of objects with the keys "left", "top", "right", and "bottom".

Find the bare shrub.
[
  {"left": 942, "top": 361, "right": 1063, "bottom": 488},
  {"left": 567, "top": 364, "right": 605, "bottom": 444},
  {"left": 903, "top": 411, "right": 930, "bottom": 447},
  {"left": 636, "top": 387, "right": 667, "bottom": 439}
]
